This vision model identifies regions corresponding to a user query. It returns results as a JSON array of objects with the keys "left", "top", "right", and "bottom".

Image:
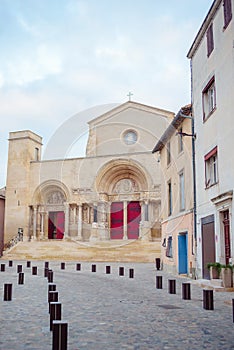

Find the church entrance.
[
  {"left": 48, "top": 211, "right": 65, "bottom": 239},
  {"left": 110, "top": 201, "right": 141, "bottom": 239}
]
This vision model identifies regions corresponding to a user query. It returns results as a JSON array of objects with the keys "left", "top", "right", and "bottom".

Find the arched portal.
[
  {"left": 94, "top": 159, "right": 153, "bottom": 240},
  {"left": 30, "top": 180, "right": 70, "bottom": 240}
]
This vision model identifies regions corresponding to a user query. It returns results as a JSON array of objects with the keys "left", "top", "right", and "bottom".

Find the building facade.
[
  {"left": 153, "top": 105, "right": 195, "bottom": 275},
  {"left": 0, "top": 187, "right": 5, "bottom": 256},
  {"left": 4, "top": 101, "right": 174, "bottom": 245},
  {"left": 188, "top": 0, "right": 234, "bottom": 278}
]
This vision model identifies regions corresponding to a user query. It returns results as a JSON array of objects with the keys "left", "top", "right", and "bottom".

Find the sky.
[{"left": 0, "top": 0, "right": 213, "bottom": 187}]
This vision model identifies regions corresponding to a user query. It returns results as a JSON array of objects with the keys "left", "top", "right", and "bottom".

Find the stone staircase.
[{"left": 1, "top": 239, "right": 161, "bottom": 262}]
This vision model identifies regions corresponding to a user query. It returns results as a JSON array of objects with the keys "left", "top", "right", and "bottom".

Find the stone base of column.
[
  {"left": 140, "top": 222, "right": 152, "bottom": 241},
  {"left": 98, "top": 223, "right": 109, "bottom": 240},
  {"left": 89, "top": 223, "right": 99, "bottom": 241}
]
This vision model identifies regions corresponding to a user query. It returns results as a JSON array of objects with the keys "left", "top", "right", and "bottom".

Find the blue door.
[{"left": 178, "top": 233, "right": 188, "bottom": 274}]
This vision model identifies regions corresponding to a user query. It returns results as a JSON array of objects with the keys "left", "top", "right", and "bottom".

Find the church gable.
[{"left": 86, "top": 101, "right": 174, "bottom": 156}]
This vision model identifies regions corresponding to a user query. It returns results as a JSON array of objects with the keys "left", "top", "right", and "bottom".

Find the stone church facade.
[{"left": 4, "top": 101, "right": 174, "bottom": 244}]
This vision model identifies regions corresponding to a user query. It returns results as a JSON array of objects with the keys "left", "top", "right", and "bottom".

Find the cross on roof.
[{"left": 127, "top": 91, "right": 133, "bottom": 101}]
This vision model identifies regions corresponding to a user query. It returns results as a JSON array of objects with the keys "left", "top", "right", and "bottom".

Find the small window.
[
  {"left": 35, "top": 147, "right": 39, "bottom": 161},
  {"left": 178, "top": 127, "right": 184, "bottom": 153},
  {"left": 223, "top": 0, "right": 232, "bottom": 29},
  {"left": 202, "top": 76, "right": 216, "bottom": 120},
  {"left": 167, "top": 141, "right": 171, "bottom": 165},
  {"left": 166, "top": 236, "right": 173, "bottom": 258},
  {"left": 168, "top": 180, "right": 172, "bottom": 216},
  {"left": 123, "top": 130, "right": 138, "bottom": 145},
  {"left": 205, "top": 146, "right": 218, "bottom": 187},
  {"left": 179, "top": 171, "right": 185, "bottom": 211},
  {"left": 93, "top": 206, "right": 97, "bottom": 222},
  {"left": 207, "top": 23, "right": 214, "bottom": 57}
]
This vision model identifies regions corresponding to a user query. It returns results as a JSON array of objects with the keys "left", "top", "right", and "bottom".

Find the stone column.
[
  {"left": 40, "top": 212, "right": 45, "bottom": 239},
  {"left": 89, "top": 203, "right": 99, "bottom": 241},
  {"left": 140, "top": 200, "right": 151, "bottom": 241},
  {"left": 32, "top": 206, "right": 37, "bottom": 240},
  {"left": 64, "top": 203, "right": 69, "bottom": 239},
  {"left": 123, "top": 200, "right": 128, "bottom": 240},
  {"left": 77, "top": 204, "right": 83, "bottom": 240}
]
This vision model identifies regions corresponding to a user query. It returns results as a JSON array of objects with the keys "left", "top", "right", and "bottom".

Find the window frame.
[
  {"left": 179, "top": 170, "right": 185, "bottom": 211},
  {"left": 166, "top": 236, "right": 173, "bottom": 258},
  {"left": 168, "top": 180, "right": 172, "bottom": 216},
  {"left": 202, "top": 76, "right": 216, "bottom": 121},
  {"left": 223, "top": 0, "right": 232, "bottom": 29},
  {"left": 167, "top": 141, "right": 171, "bottom": 166},
  {"left": 207, "top": 23, "right": 214, "bottom": 57},
  {"left": 204, "top": 146, "right": 218, "bottom": 188},
  {"left": 178, "top": 127, "right": 184, "bottom": 154}
]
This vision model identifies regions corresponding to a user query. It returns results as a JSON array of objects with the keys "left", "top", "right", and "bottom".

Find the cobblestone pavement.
[{"left": 0, "top": 260, "right": 234, "bottom": 350}]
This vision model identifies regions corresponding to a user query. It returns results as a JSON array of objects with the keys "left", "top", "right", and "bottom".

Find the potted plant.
[
  {"left": 207, "top": 262, "right": 222, "bottom": 279},
  {"left": 220, "top": 264, "right": 233, "bottom": 288}
]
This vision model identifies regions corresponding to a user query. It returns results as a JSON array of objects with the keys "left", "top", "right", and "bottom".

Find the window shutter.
[{"left": 207, "top": 23, "right": 214, "bottom": 57}]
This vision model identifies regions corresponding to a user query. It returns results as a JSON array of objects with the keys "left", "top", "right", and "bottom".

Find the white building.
[{"left": 187, "top": 0, "right": 234, "bottom": 278}]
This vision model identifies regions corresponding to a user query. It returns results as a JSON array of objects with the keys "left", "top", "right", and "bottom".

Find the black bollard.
[
  {"left": 232, "top": 299, "right": 234, "bottom": 323},
  {"left": 1, "top": 264, "right": 5, "bottom": 272},
  {"left": 182, "top": 283, "right": 191, "bottom": 300},
  {"left": 50, "top": 302, "right": 62, "bottom": 331},
  {"left": 17, "top": 265, "right": 23, "bottom": 273},
  {"left": 76, "top": 263, "right": 81, "bottom": 271},
  {"left": 18, "top": 272, "right": 24, "bottom": 285},
  {"left": 168, "top": 279, "right": 176, "bottom": 294},
  {"left": 91, "top": 264, "right": 96, "bottom": 272},
  {"left": 156, "top": 275, "right": 163, "bottom": 289},
  {"left": 3, "top": 284, "right": 12, "bottom": 301},
  {"left": 48, "top": 291, "right": 59, "bottom": 313},
  {"left": 155, "top": 258, "right": 161, "bottom": 271},
  {"left": 119, "top": 267, "right": 124, "bottom": 276},
  {"left": 48, "top": 270, "right": 54, "bottom": 283},
  {"left": 106, "top": 266, "right": 111, "bottom": 274},
  {"left": 26, "top": 261, "right": 31, "bottom": 268},
  {"left": 44, "top": 267, "right": 49, "bottom": 278},
  {"left": 61, "top": 262, "right": 65, "bottom": 270},
  {"left": 48, "top": 284, "right": 57, "bottom": 302},
  {"left": 203, "top": 289, "right": 214, "bottom": 310},
  {"left": 32, "top": 266, "right": 37, "bottom": 275},
  {"left": 52, "top": 321, "right": 68, "bottom": 350},
  {"left": 129, "top": 268, "right": 134, "bottom": 279},
  {"left": 9, "top": 260, "right": 13, "bottom": 267},
  {"left": 45, "top": 261, "right": 49, "bottom": 268}
]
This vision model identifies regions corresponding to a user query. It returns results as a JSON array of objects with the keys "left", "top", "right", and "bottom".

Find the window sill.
[
  {"left": 205, "top": 181, "right": 219, "bottom": 190},
  {"left": 203, "top": 107, "right": 217, "bottom": 123}
]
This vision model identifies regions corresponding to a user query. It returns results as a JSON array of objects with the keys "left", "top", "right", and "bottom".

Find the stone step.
[{"left": 2, "top": 239, "right": 161, "bottom": 262}]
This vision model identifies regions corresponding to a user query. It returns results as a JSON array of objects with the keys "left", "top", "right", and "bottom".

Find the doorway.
[
  {"left": 178, "top": 233, "right": 188, "bottom": 274},
  {"left": 48, "top": 211, "right": 65, "bottom": 239},
  {"left": 202, "top": 215, "right": 215, "bottom": 279},
  {"left": 110, "top": 201, "right": 141, "bottom": 239}
]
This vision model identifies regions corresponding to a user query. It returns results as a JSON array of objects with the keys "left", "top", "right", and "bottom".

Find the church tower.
[{"left": 4, "top": 130, "right": 42, "bottom": 244}]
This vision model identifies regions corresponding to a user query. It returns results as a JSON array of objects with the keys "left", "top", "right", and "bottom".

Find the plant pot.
[
  {"left": 221, "top": 268, "right": 232, "bottom": 288},
  {"left": 209, "top": 266, "right": 220, "bottom": 280}
]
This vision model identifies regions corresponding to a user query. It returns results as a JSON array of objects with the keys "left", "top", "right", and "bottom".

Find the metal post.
[
  {"left": 9, "top": 260, "right": 13, "bottom": 267},
  {"left": 17, "top": 265, "right": 23, "bottom": 273},
  {"left": 232, "top": 299, "right": 234, "bottom": 323},
  {"left": 48, "top": 284, "right": 56, "bottom": 302},
  {"left": 76, "top": 263, "right": 81, "bottom": 271},
  {"left": 32, "top": 266, "right": 37, "bottom": 275},
  {"left": 106, "top": 266, "right": 111, "bottom": 274},
  {"left": 48, "top": 270, "right": 54, "bottom": 283},
  {"left": 203, "top": 289, "right": 214, "bottom": 310},
  {"left": 50, "top": 302, "right": 62, "bottom": 331},
  {"left": 48, "top": 291, "right": 59, "bottom": 313},
  {"left": 45, "top": 261, "right": 49, "bottom": 268},
  {"left": 156, "top": 276, "right": 163, "bottom": 289},
  {"left": 155, "top": 258, "right": 161, "bottom": 271},
  {"left": 119, "top": 267, "right": 124, "bottom": 276},
  {"left": 61, "top": 262, "right": 65, "bottom": 270},
  {"left": 168, "top": 279, "right": 176, "bottom": 294},
  {"left": 1, "top": 263, "right": 5, "bottom": 272},
  {"left": 91, "top": 264, "right": 96, "bottom": 272},
  {"left": 182, "top": 283, "right": 191, "bottom": 300},
  {"left": 52, "top": 321, "right": 68, "bottom": 350},
  {"left": 18, "top": 272, "right": 24, "bottom": 285},
  {"left": 3, "top": 284, "right": 12, "bottom": 301},
  {"left": 129, "top": 269, "right": 134, "bottom": 279},
  {"left": 26, "top": 261, "right": 31, "bottom": 268}
]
